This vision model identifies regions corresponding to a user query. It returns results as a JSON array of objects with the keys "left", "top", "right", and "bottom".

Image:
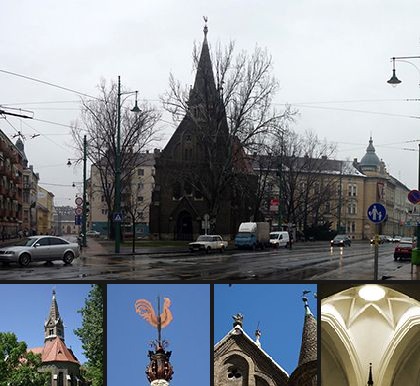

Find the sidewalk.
[
  {"left": 384, "top": 262, "right": 420, "bottom": 280},
  {"left": 80, "top": 238, "right": 111, "bottom": 258}
]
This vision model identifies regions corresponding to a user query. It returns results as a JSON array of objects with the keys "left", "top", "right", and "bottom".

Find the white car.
[
  {"left": 86, "top": 230, "right": 100, "bottom": 237},
  {"left": 0, "top": 236, "right": 80, "bottom": 267},
  {"left": 189, "top": 235, "right": 228, "bottom": 253}
]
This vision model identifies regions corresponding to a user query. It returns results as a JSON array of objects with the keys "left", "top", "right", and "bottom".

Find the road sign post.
[{"left": 367, "top": 203, "right": 387, "bottom": 280}]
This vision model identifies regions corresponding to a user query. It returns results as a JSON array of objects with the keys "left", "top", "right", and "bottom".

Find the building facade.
[
  {"left": 88, "top": 151, "right": 155, "bottom": 237},
  {"left": 258, "top": 137, "right": 412, "bottom": 240},
  {"left": 0, "top": 130, "right": 23, "bottom": 239},
  {"left": 214, "top": 296, "right": 317, "bottom": 386},
  {"left": 37, "top": 185, "right": 55, "bottom": 235}
]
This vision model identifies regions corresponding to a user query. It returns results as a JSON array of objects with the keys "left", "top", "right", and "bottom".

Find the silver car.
[{"left": 0, "top": 236, "right": 80, "bottom": 267}]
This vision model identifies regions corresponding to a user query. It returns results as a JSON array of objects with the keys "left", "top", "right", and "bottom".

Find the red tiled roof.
[{"left": 30, "top": 338, "right": 80, "bottom": 364}]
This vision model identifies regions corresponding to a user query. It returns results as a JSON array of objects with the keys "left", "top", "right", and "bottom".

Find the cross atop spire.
[{"left": 203, "top": 16, "right": 208, "bottom": 39}]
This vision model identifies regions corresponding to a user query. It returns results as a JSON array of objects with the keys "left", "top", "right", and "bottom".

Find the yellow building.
[
  {"left": 36, "top": 185, "right": 54, "bottom": 234},
  {"left": 259, "top": 137, "right": 412, "bottom": 240}
]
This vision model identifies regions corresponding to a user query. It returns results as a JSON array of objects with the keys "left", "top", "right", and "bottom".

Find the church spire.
[
  {"left": 297, "top": 291, "right": 317, "bottom": 366},
  {"left": 44, "top": 289, "right": 65, "bottom": 342},
  {"left": 188, "top": 17, "right": 217, "bottom": 108}
]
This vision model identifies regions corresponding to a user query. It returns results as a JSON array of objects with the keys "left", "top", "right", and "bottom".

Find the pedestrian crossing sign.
[{"left": 113, "top": 212, "right": 123, "bottom": 222}]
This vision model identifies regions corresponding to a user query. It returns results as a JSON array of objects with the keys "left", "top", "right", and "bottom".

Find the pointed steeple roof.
[
  {"left": 44, "top": 289, "right": 65, "bottom": 343},
  {"left": 297, "top": 294, "right": 317, "bottom": 366},
  {"left": 188, "top": 19, "right": 218, "bottom": 107}
]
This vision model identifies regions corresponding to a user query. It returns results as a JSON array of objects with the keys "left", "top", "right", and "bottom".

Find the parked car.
[
  {"left": 0, "top": 236, "right": 80, "bottom": 267},
  {"left": 86, "top": 230, "right": 100, "bottom": 237},
  {"left": 269, "top": 231, "right": 290, "bottom": 248},
  {"left": 330, "top": 234, "right": 351, "bottom": 247},
  {"left": 394, "top": 237, "right": 415, "bottom": 261},
  {"left": 391, "top": 235, "right": 402, "bottom": 243},
  {"left": 370, "top": 235, "right": 387, "bottom": 244},
  {"left": 189, "top": 235, "right": 228, "bottom": 253}
]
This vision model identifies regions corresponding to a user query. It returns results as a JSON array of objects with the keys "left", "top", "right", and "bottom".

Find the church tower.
[
  {"left": 30, "top": 289, "right": 86, "bottom": 386},
  {"left": 44, "top": 289, "right": 65, "bottom": 342},
  {"left": 288, "top": 293, "right": 318, "bottom": 385}
]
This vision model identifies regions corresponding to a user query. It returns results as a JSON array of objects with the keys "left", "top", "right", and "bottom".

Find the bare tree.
[
  {"left": 161, "top": 41, "right": 295, "bottom": 226},
  {"left": 71, "top": 79, "right": 161, "bottom": 238}
]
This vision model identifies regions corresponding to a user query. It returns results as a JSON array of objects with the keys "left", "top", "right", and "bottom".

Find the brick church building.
[{"left": 150, "top": 22, "right": 255, "bottom": 241}]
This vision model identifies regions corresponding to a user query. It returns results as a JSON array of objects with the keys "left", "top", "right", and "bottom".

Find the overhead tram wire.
[{"left": 0, "top": 69, "right": 99, "bottom": 100}]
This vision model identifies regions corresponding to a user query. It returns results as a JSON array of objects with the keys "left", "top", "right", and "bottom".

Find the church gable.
[{"left": 215, "top": 327, "right": 289, "bottom": 386}]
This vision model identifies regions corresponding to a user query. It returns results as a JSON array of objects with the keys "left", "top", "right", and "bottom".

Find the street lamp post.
[
  {"left": 114, "top": 76, "right": 140, "bottom": 253},
  {"left": 387, "top": 55, "right": 420, "bottom": 262}
]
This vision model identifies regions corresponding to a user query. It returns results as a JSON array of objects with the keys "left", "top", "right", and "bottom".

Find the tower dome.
[{"left": 360, "top": 137, "right": 381, "bottom": 170}]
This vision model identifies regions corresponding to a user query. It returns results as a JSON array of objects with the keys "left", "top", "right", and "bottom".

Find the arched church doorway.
[{"left": 176, "top": 211, "right": 193, "bottom": 240}]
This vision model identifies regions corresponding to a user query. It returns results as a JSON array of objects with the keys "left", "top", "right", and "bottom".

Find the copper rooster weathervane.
[{"left": 135, "top": 297, "right": 174, "bottom": 383}]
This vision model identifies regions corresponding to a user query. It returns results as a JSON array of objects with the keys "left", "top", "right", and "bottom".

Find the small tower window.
[
  {"left": 49, "top": 329, "right": 54, "bottom": 335},
  {"left": 227, "top": 368, "right": 242, "bottom": 379}
]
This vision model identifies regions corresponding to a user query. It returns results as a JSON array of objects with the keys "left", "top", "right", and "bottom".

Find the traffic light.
[{"left": 85, "top": 201, "right": 90, "bottom": 214}]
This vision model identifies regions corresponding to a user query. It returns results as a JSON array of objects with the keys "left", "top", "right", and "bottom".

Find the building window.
[
  {"left": 49, "top": 329, "right": 54, "bottom": 335},
  {"left": 348, "top": 184, "right": 357, "bottom": 197},
  {"left": 347, "top": 202, "right": 357, "bottom": 215},
  {"left": 137, "top": 196, "right": 144, "bottom": 202},
  {"left": 138, "top": 168, "right": 144, "bottom": 176},
  {"left": 173, "top": 182, "right": 181, "bottom": 200},
  {"left": 137, "top": 183, "right": 144, "bottom": 191},
  {"left": 227, "top": 368, "right": 242, "bottom": 379},
  {"left": 184, "top": 181, "right": 193, "bottom": 196}
]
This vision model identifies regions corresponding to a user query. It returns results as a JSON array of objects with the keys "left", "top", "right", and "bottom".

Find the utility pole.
[{"left": 82, "top": 135, "right": 87, "bottom": 247}]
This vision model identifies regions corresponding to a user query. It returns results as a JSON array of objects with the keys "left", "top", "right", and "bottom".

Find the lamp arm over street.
[{"left": 387, "top": 54, "right": 420, "bottom": 256}]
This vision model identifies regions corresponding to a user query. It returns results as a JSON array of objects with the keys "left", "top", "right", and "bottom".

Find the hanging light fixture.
[
  {"left": 387, "top": 57, "right": 402, "bottom": 86},
  {"left": 131, "top": 91, "right": 141, "bottom": 114}
]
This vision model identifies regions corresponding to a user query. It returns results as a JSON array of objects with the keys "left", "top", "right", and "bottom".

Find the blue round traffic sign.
[
  {"left": 408, "top": 190, "right": 420, "bottom": 204},
  {"left": 367, "top": 203, "right": 387, "bottom": 223}
]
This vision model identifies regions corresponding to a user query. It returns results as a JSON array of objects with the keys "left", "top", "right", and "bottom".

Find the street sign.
[
  {"left": 75, "top": 215, "right": 82, "bottom": 225},
  {"left": 75, "top": 207, "right": 83, "bottom": 215},
  {"left": 408, "top": 189, "right": 420, "bottom": 204},
  {"left": 113, "top": 212, "right": 123, "bottom": 222},
  {"left": 75, "top": 197, "right": 83, "bottom": 206},
  {"left": 367, "top": 203, "right": 387, "bottom": 223}
]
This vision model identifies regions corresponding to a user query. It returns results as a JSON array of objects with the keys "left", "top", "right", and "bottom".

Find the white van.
[{"left": 269, "top": 231, "right": 290, "bottom": 248}]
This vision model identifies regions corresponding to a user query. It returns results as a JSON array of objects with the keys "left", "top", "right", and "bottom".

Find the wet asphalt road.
[{"left": 0, "top": 241, "right": 411, "bottom": 281}]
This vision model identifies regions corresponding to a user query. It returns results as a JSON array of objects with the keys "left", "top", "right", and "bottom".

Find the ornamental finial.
[{"left": 203, "top": 16, "right": 208, "bottom": 37}]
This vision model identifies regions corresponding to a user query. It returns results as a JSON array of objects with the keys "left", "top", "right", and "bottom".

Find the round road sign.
[
  {"left": 75, "top": 207, "right": 83, "bottom": 215},
  {"left": 408, "top": 190, "right": 420, "bottom": 204},
  {"left": 75, "top": 197, "right": 83, "bottom": 206}
]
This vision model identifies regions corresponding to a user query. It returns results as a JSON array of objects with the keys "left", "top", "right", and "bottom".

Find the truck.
[{"left": 234, "top": 222, "right": 270, "bottom": 250}]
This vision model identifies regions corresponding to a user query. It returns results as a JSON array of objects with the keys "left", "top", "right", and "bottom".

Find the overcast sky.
[{"left": 1, "top": 0, "right": 420, "bottom": 207}]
